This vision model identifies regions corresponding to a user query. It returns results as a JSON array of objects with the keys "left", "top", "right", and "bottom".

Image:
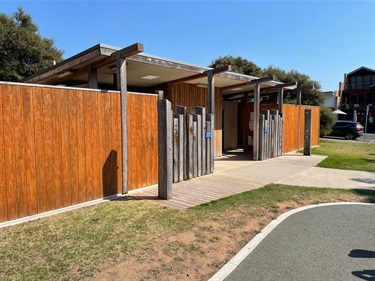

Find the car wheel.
[{"left": 345, "top": 133, "right": 354, "bottom": 140}]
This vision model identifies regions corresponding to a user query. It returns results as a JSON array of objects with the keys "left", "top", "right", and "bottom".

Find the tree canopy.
[
  {"left": 209, "top": 56, "right": 333, "bottom": 135},
  {"left": 209, "top": 55, "right": 263, "bottom": 78},
  {"left": 0, "top": 7, "right": 64, "bottom": 82},
  {"left": 209, "top": 57, "right": 325, "bottom": 106}
]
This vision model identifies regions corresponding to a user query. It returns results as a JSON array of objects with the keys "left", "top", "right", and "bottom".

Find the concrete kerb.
[{"left": 208, "top": 202, "right": 375, "bottom": 281}]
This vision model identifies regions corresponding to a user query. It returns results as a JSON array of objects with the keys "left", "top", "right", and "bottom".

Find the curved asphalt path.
[{"left": 210, "top": 203, "right": 375, "bottom": 281}]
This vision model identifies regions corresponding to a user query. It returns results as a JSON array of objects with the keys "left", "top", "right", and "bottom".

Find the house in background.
[
  {"left": 323, "top": 90, "right": 340, "bottom": 109},
  {"left": 339, "top": 66, "right": 375, "bottom": 132}
]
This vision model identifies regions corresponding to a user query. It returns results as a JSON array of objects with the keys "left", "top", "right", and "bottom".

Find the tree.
[
  {"left": 320, "top": 106, "right": 337, "bottom": 136},
  {"left": 0, "top": 7, "right": 64, "bottom": 82},
  {"left": 209, "top": 56, "right": 336, "bottom": 135},
  {"left": 209, "top": 55, "right": 263, "bottom": 77},
  {"left": 262, "top": 66, "right": 325, "bottom": 106}
]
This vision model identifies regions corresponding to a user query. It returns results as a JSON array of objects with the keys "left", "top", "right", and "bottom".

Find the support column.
[
  {"left": 116, "top": 57, "right": 128, "bottom": 194},
  {"left": 243, "top": 92, "right": 248, "bottom": 151},
  {"left": 294, "top": 85, "right": 314, "bottom": 151},
  {"left": 250, "top": 76, "right": 274, "bottom": 160},
  {"left": 158, "top": 94, "right": 173, "bottom": 199},
  {"left": 111, "top": 43, "right": 144, "bottom": 194},
  {"left": 275, "top": 81, "right": 298, "bottom": 113},
  {"left": 88, "top": 65, "right": 98, "bottom": 89},
  {"left": 207, "top": 72, "right": 215, "bottom": 171},
  {"left": 253, "top": 82, "right": 260, "bottom": 160}
]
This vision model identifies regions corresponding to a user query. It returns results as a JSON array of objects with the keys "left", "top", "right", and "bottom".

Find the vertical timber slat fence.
[
  {"left": 158, "top": 96, "right": 214, "bottom": 199},
  {"left": 258, "top": 109, "right": 283, "bottom": 160},
  {"left": 0, "top": 82, "right": 159, "bottom": 223}
]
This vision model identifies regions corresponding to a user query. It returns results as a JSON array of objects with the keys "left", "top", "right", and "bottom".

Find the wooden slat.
[
  {"left": 173, "top": 117, "right": 179, "bottom": 183},
  {"left": 69, "top": 89, "right": 79, "bottom": 205},
  {"left": 3, "top": 84, "right": 18, "bottom": 220},
  {"left": 193, "top": 114, "right": 202, "bottom": 177},
  {"left": 151, "top": 96, "right": 158, "bottom": 186},
  {"left": 42, "top": 87, "right": 55, "bottom": 211},
  {"left": 52, "top": 89, "right": 63, "bottom": 209},
  {"left": 33, "top": 87, "right": 46, "bottom": 214},
  {"left": 91, "top": 91, "right": 101, "bottom": 199},
  {"left": 135, "top": 95, "right": 142, "bottom": 189},
  {"left": 109, "top": 93, "right": 116, "bottom": 195},
  {"left": 141, "top": 95, "right": 148, "bottom": 187},
  {"left": 127, "top": 94, "right": 133, "bottom": 190},
  {"left": 187, "top": 114, "right": 193, "bottom": 179},
  {"left": 84, "top": 91, "right": 94, "bottom": 201},
  {"left": 114, "top": 93, "right": 122, "bottom": 194},
  {"left": 0, "top": 85, "right": 8, "bottom": 222},
  {"left": 98, "top": 91, "right": 106, "bottom": 197},
  {"left": 60, "top": 88, "right": 71, "bottom": 206},
  {"left": 13, "top": 85, "right": 28, "bottom": 218},
  {"left": 144, "top": 95, "right": 151, "bottom": 186},
  {"left": 77, "top": 90, "right": 87, "bottom": 202}
]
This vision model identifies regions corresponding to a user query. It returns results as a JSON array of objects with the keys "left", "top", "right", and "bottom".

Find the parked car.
[{"left": 327, "top": 121, "right": 364, "bottom": 140}]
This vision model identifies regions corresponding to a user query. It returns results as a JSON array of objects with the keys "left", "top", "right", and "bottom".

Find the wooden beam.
[
  {"left": 274, "top": 81, "right": 297, "bottom": 113},
  {"left": 169, "top": 73, "right": 206, "bottom": 85},
  {"left": 204, "top": 65, "right": 231, "bottom": 75},
  {"left": 111, "top": 43, "right": 144, "bottom": 59},
  {"left": 168, "top": 65, "right": 231, "bottom": 85},
  {"left": 24, "top": 46, "right": 102, "bottom": 83},
  {"left": 220, "top": 82, "right": 250, "bottom": 92},
  {"left": 249, "top": 76, "right": 274, "bottom": 85},
  {"left": 274, "top": 81, "right": 297, "bottom": 88}
]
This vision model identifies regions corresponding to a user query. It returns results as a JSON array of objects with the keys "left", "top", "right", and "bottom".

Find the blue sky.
[{"left": 1, "top": 0, "right": 374, "bottom": 91}]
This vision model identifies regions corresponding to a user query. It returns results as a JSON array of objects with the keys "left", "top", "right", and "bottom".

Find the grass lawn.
[
  {"left": 1, "top": 185, "right": 374, "bottom": 281},
  {"left": 1, "top": 138, "right": 374, "bottom": 280},
  {"left": 312, "top": 139, "right": 375, "bottom": 171}
]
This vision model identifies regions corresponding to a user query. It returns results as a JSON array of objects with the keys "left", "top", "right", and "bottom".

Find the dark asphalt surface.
[{"left": 224, "top": 204, "right": 375, "bottom": 281}]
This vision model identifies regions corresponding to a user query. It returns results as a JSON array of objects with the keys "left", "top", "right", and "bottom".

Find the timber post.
[
  {"left": 112, "top": 43, "right": 144, "bottom": 194},
  {"left": 294, "top": 85, "right": 314, "bottom": 152},
  {"left": 157, "top": 91, "right": 173, "bottom": 199},
  {"left": 251, "top": 76, "right": 274, "bottom": 160},
  {"left": 205, "top": 65, "right": 231, "bottom": 171}
]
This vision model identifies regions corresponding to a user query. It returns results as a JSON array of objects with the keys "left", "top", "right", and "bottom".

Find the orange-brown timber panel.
[
  {"left": 60, "top": 88, "right": 71, "bottom": 207},
  {"left": 111, "top": 92, "right": 122, "bottom": 194},
  {"left": 42, "top": 87, "right": 56, "bottom": 212},
  {"left": 170, "top": 83, "right": 222, "bottom": 156},
  {"left": 52, "top": 89, "right": 63, "bottom": 210},
  {"left": 127, "top": 93, "right": 158, "bottom": 191},
  {"left": 23, "top": 86, "right": 37, "bottom": 216},
  {"left": 84, "top": 90, "right": 94, "bottom": 201},
  {"left": 68, "top": 89, "right": 79, "bottom": 205},
  {"left": 13, "top": 85, "right": 28, "bottom": 218},
  {"left": 0, "top": 85, "right": 8, "bottom": 222},
  {"left": 0, "top": 83, "right": 123, "bottom": 223},
  {"left": 3, "top": 84, "right": 18, "bottom": 220},
  {"left": 91, "top": 91, "right": 101, "bottom": 199},
  {"left": 77, "top": 90, "right": 87, "bottom": 203},
  {"left": 282, "top": 105, "right": 297, "bottom": 153},
  {"left": 282, "top": 104, "right": 320, "bottom": 153}
]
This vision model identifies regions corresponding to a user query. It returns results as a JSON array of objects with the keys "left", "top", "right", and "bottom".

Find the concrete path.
[
  {"left": 129, "top": 153, "right": 327, "bottom": 209},
  {"left": 210, "top": 203, "right": 375, "bottom": 281},
  {"left": 130, "top": 152, "right": 375, "bottom": 209},
  {"left": 277, "top": 167, "right": 375, "bottom": 190}
]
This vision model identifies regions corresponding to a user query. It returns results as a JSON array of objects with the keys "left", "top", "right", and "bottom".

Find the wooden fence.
[
  {"left": 245, "top": 103, "right": 320, "bottom": 154},
  {"left": 282, "top": 104, "right": 320, "bottom": 153},
  {"left": 0, "top": 82, "right": 158, "bottom": 223},
  {"left": 172, "top": 106, "right": 214, "bottom": 183},
  {"left": 258, "top": 109, "right": 283, "bottom": 160}
]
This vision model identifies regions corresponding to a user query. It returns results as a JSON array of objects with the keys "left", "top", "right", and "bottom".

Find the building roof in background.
[{"left": 24, "top": 43, "right": 293, "bottom": 97}]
